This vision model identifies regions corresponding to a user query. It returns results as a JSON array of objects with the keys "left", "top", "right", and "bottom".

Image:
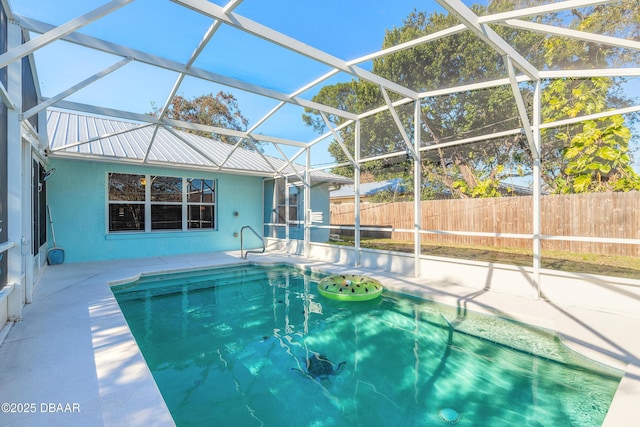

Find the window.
[
  {"left": 108, "top": 173, "right": 145, "bottom": 232},
  {"left": 275, "top": 179, "right": 301, "bottom": 226},
  {"left": 150, "top": 176, "right": 182, "bottom": 230},
  {"left": 187, "top": 178, "right": 215, "bottom": 229},
  {"left": 108, "top": 173, "right": 215, "bottom": 233}
]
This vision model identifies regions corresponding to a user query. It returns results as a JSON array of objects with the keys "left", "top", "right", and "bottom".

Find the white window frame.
[
  {"left": 106, "top": 173, "right": 216, "bottom": 233},
  {"left": 275, "top": 179, "right": 301, "bottom": 228}
]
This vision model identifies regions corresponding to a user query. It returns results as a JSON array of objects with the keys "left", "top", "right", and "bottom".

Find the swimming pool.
[{"left": 112, "top": 263, "right": 622, "bottom": 426}]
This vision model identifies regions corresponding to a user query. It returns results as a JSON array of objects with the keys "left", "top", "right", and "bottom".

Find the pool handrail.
[{"left": 240, "top": 225, "right": 265, "bottom": 259}]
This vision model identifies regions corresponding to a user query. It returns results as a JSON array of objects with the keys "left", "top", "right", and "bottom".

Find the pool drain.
[{"left": 438, "top": 408, "right": 460, "bottom": 424}]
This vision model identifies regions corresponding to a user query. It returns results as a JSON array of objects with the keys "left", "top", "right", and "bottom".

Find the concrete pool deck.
[{"left": 0, "top": 251, "right": 638, "bottom": 426}]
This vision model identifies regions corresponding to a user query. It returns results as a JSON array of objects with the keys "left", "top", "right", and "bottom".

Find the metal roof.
[{"left": 46, "top": 109, "right": 351, "bottom": 183}]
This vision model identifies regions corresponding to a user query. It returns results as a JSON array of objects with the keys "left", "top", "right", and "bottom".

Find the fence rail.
[{"left": 329, "top": 192, "right": 640, "bottom": 257}]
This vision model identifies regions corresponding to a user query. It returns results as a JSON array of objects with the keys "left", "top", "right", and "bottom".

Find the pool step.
[{"left": 113, "top": 267, "right": 310, "bottom": 302}]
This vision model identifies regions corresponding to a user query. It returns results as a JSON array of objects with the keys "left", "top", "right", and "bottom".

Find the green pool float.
[{"left": 317, "top": 274, "right": 384, "bottom": 301}]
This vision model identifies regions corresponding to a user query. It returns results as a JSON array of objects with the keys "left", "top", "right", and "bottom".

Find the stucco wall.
[
  {"left": 263, "top": 180, "right": 331, "bottom": 243},
  {"left": 310, "top": 183, "right": 331, "bottom": 243},
  {"left": 46, "top": 158, "right": 265, "bottom": 263}
]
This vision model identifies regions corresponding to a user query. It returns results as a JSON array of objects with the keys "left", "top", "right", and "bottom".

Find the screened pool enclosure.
[{"left": 2, "top": 0, "right": 640, "bottom": 296}]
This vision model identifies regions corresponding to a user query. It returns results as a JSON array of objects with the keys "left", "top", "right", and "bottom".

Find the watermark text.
[{"left": 1, "top": 402, "right": 80, "bottom": 413}]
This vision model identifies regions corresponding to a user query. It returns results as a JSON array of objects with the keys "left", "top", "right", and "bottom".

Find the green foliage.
[
  {"left": 541, "top": 78, "right": 640, "bottom": 193},
  {"left": 151, "top": 92, "right": 261, "bottom": 151},
  {"left": 453, "top": 165, "right": 505, "bottom": 198},
  {"left": 556, "top": 116, "right": 640, "bottom": 192}
]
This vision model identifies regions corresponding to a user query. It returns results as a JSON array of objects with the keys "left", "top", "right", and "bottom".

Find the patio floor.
[{"left": 0, "top": 251, "right": 638, "bottom": 426}]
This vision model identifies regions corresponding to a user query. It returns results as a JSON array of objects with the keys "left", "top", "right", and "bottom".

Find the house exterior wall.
[
  {"left": 310, "top": 183, "right": 331, "bottom": 243},
  {"left": 263, "top": 179, "right": 331, "bottom": 243},
  {"left": 46, "top": 158, "right": 265, "bottom": 263}
]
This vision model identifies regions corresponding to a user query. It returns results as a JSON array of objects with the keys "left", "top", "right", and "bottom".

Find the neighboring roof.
[
  {"left": 498, "top": 182, "right": 536, "bottom": 196},
  {"left": 331, "top": 178, "right": 537, "bottom": 199},
  {"left": 46, "top": 109, "right": 351, "bottom": 184},
  {"left": 331, "top": 178, "right": 404, "bottom": 199}
]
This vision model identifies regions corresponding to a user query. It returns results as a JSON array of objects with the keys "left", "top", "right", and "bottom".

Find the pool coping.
[{"left": 0, "top": 251, "right": 638, "bottom": 426}]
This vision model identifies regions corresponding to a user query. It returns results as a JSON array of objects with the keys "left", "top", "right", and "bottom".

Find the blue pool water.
[{"left": 112, "top": 263, "right": 622, "bottom": 427}]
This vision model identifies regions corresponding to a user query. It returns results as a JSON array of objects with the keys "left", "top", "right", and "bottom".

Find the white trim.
[{"left": 106, "top": 173, "right": 217, "bottom": 234}]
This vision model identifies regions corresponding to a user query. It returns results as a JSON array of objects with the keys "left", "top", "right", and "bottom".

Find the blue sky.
[{"left": 9, "top": 0, "right": 640, "bottom": 172}]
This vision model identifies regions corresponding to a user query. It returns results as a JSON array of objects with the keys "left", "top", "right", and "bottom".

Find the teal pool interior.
[{"left": 112, "top": 263, "right": 623, "bottom": 427}]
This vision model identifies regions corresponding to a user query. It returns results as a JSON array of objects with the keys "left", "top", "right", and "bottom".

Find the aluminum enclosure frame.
[{"left": 2, "top": 0, "right": 639, "bottom": 300}]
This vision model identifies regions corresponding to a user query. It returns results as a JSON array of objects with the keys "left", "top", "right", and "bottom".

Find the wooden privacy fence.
[{"left": 329, "top": 192, "right": 640, "bottom": 257}]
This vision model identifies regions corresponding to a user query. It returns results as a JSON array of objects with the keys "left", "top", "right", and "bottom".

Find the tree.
[
  {"left": 561, "top": 116, "right": 640, "bottom": 192},
  {"left": 303, "top": 1, "right": 640, "bottom": 197},
  {"left": 542, "top": 78, "right": 640, "bottom": 192},
  {"left": 151, "top": 92, "right": 261, "bottom": 151},
  {"left": 534, "top": 0, "right": 640, "bottom": 193}
]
